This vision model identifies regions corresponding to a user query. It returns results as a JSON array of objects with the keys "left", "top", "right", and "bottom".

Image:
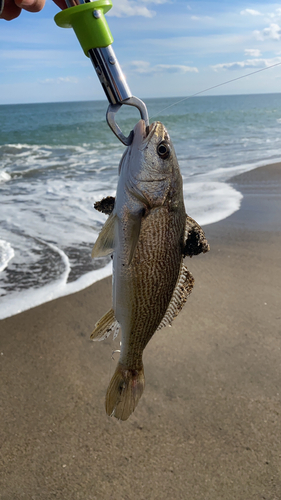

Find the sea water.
[{"left": 1, "top": 93, "right": 281, "bottom": 319}]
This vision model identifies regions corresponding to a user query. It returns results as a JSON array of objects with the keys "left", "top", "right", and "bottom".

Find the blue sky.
[{"left": 1, "top": 0, "right": 281, "bottom": 104}]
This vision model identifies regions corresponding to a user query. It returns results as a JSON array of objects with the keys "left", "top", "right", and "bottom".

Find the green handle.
[{"left": 54, "top": 0, "right": 113, "bottom": 57}]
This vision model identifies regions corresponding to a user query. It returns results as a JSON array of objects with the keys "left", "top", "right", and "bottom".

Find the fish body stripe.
[{"left": 117, "top": 205, "right": 185, "bottom": 369}]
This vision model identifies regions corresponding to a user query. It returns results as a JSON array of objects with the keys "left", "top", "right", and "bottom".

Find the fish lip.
[{"left": 136, "top": 121, "right": 159, "bottom": 151}]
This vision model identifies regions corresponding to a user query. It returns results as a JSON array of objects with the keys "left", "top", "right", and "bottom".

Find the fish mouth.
[
  {"left": 144, "top": 121, "right": 162, "bottom": 145},
  {"left": 133, "top": 120, "right": 164, "bottom": 151}
]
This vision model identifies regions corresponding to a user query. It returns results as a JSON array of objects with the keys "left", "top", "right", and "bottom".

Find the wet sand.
[{"left": 1, "top": 163, "right": 281, "bottom": 499}]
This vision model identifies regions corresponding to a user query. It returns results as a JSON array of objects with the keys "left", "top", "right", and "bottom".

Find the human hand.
[{"left": 0, "top": 0, "right": 66, "bottom": 20}]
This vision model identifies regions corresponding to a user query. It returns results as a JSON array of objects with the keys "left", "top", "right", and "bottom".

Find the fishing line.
[{"left": 151, "top": 61, "right": 281, "bottom": 119}]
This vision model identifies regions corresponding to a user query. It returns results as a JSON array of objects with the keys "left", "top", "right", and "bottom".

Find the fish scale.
[{"left": 121, "top": 208, "right": 185, "bottom": 369}]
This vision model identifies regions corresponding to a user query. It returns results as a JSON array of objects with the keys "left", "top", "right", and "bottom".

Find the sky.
[{"left": 1, "top": 0, "right": 281, "bottom": 104}]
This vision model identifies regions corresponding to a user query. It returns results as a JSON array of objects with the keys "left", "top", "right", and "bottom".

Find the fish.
[{"left": 91, "top": 120, "right": 209, "bottom": 421}]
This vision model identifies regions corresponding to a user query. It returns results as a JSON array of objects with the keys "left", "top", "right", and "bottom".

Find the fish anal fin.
[
  {"left": 94, "top": 196, "right": 115, "bottom": 216},
  {"left": 157, "top": 263, "right": 194, "bottom": 330},
  {"left": 183, "top": 215, "right": 210, "bottom": 257},
  {"left": 92, "top": 212, "right": 116, "bottom": 258},
  {"left": 90, "top": 308, "right": 120, "bottom": 341},
  {"left": 105, "top": 363, "right": 145, "bottom": 420}
]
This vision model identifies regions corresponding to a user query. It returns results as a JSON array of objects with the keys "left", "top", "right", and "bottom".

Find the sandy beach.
[{"left": 1, "top": 163, "right": 281, "bottom": 500}]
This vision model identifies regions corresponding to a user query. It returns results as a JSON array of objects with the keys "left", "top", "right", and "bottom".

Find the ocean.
[{"left": 1, "top": 93, "right": 281, "bottom": 319}]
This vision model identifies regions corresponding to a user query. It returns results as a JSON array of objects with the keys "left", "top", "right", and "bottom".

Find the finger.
[
  {"left": 52, "top": 0, "right": 67, "bottom": 9},
  {"left": 0, "top": 0, "right": 21, "bottom": 20},
  {"left": 0, "top": 0, "right": 66, "bottom": 20},
  {"left": 14, "top": 0, "right": 45, "bottom": 12}
]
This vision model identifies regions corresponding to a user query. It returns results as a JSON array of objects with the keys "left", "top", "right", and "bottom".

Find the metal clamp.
[{"left": 88, "top": 45, "right": 149, "bottom": 144}]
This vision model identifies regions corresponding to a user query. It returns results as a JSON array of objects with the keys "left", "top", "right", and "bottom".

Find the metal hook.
[{"left": 106, "top": 96, "right": 149, "bottom": 146}]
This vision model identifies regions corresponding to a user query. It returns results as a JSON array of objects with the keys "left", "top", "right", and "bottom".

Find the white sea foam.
[
  {"left": 43, "top": 240, "right": 71, "bottom": 283},
  {"left": 0, "top": 261, "right": 112, "bottom": 320},
  {"left": 183, "top": 181, "right": 243, "bottom": 226},
  {"left": 0, "top": 240, "right": 15, "bottom": 273},
  {"left": 0, "top": 171, "right": 11, "bottom": 183}
]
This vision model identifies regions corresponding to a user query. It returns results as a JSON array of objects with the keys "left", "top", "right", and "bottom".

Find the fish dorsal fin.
[
  {"left": 157, "top": 263, "right": 194, "bottom": 330},
  {"left": 92, "top": 212, "right": 117, "bottom": 258},
  {"left": 94, "top": 196, "right": 115, "bottom": 215},
  {"left": 90, "top": 308, "right": 120, "bottom": 341}
]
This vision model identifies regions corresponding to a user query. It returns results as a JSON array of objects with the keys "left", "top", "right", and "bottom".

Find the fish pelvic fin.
[
  {"left": 105, "top": 363, "right": 145, "bottom": 421},
  {"left": 92, "top": 212, "right": 117, "bottom": 258},
  {"left": 157, "top": 263, "right": 194, "bottom": 330},
  {"left": 90, "top": 308, "right": 120, "bottom": 341}
]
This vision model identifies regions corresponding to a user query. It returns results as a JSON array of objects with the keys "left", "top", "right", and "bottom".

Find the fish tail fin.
[{"left": 105, "top": 363, "right": 145, "bottom": 421}]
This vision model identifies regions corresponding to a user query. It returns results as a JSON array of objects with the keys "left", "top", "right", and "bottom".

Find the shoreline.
[
  {"left": 1, "top": 159, "right": 281, "bottom": 322},
  {"left": 1, "top": 161, "right": 281, "bottom": 498}
]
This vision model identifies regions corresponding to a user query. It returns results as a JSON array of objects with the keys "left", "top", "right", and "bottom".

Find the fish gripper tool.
[{"left": 54, "top": 0, "right": 149, "bottom": 145}]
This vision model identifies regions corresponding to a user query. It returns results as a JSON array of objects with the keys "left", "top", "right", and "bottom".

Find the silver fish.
[{"left": 91, "top": 120, "right": 209, "bottom": 420}]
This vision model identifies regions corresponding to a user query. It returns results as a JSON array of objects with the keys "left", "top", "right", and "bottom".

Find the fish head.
[{"left": 119, "top": 120, "right": 183, "bottom": 208}]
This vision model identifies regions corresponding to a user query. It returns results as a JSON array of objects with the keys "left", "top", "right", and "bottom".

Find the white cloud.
[
  {"left": 0, "top": 49, "right": 85, "bottom": 72},
  {"left": 240, "top": 9, "right": 261, "bottom": 16},
  {"left": 0, "top": 49, "right": 81, "bottom": 63},
  {"left": 267, "top": 7, "right": 281, "bottom": 21},
  {"left": 191, "top": 15, "right": 213, "bottom": 21},
  {"left": 244, "top": 49, "right": 261, "bottom": 57},
  {"left": 140, "top": 0, "right": 168, "bottom": 3},
  {"left": 38, "top": 77, "right": 79, "bottom": 85},
  {"left": 262, "top": 23, "right": 281, "bottom": 40},
  {"left": 130, "top": 60, "right": 198, "bottom": 74},
  {"left": 108, "top": 0, "right": 168, "bottom": 18},
  {"left": 154, "top": 64, "right": 198, "bottom": 74},
  {"left": 212, "top": 56, "right": 281, "bottom": 71},
  {"left": 254, "top": 23, "right": 281, "bottom": 41}
]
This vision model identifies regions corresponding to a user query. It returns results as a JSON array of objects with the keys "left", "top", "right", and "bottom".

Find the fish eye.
[{"left": 157, "top": 141, "right": 170, "bottom": 159}]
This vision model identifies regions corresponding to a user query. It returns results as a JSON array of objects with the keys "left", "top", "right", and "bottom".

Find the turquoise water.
[{"left": 1, "top": 94, "right": 281, "bottom": 318}]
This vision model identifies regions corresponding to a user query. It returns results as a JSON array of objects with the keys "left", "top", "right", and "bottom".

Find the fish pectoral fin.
[
  {"left": 106, "top": 363, "right": 145, "bottom": 421},
  {"left": 94, "top": 196, "right": 115, "bottom": 216},
  {"left": 90, "top": 308, "right": 120, "bottom": 341},
  {"left": 92, "top": 212, "right": 117, "bottom": 258},
  {"left": 183, "top": 215, "right": 210, "bottom": 257},
  {"left": 157, "top": 263, "right": 194, "bottom": 330},
  {"left": 127, "top": 213, "right": 143, "bottom": 265}
]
